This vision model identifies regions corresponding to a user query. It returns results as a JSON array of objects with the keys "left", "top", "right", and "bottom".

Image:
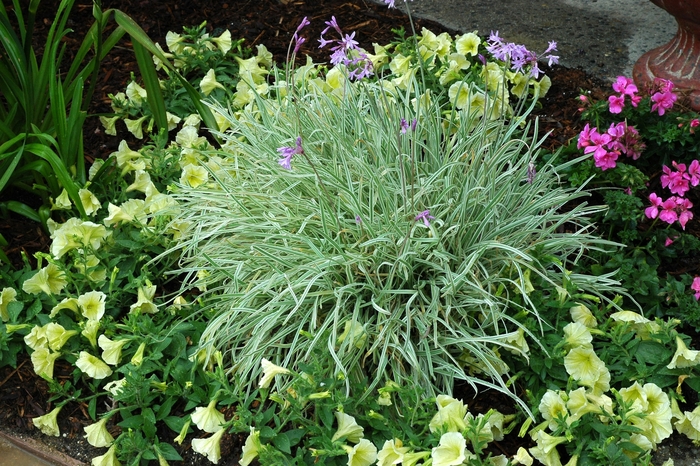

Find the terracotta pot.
[{"left": 632, "top": 0, "right": 700, "bottom": 110}]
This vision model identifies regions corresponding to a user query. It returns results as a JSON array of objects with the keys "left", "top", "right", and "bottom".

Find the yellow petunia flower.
[
  {"left": 191, "top": 399, "right": 225, "bottom": 433},
  {"left": 22, "top": 263, "right": 67, "bottom": 295},
  {"left": 0, "top": 287, "right": 17, "bottom": 321},
  {"left": 332, "top": 411, "right": 364, "bottom": 443},
  {"left": 259, "top": 358, "right": 291, "bottom": 389},
  {"left": 667, "top": 336, "right": 700, "bottom": 369},
  {"left": 76, "top": 351, "right": 113, "bottom": 379},
  {"left": 344, "top": 438, "right": 378, "bottom": 466},
  {"left": 32, "top": 406, "right": 62, "bottom": 437},
  {"left": 192, "top": 428, "right": 226, "bottom": 464},
  {"left": 78, "top": 290, "right": 107, "bottom": 321},
  {"left": 84, "top": 417, "right": 114, "bottom": 448}
]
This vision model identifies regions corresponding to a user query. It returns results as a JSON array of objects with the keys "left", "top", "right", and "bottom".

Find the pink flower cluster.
[
  {"left": 577, "top": 121, "right": 645, "bottom": 170},
  {"left": 692, "top": 276, "right": 700, "bottom": 300},
  {"left": 607, "top": 76, "right": 677, "bottom": 116},
  {"left": 660, "top": 160, "right": 700, "bottom": 196},
  {"left": 645, "top": 193, "right": 693, "bottom": 230}
]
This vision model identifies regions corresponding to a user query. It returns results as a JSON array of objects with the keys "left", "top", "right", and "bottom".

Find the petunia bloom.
[
  {"left": 332, "top": 411, "right": 364, "bottom": 443},
  {"left": 344, "top": 438, "right": 378, "bottom": 466},
  {"left": 191, "top": 399, "right": 226, "bottom": 433},
  {"left": 84, "top": 417, "right": 115, "bottom": 448},
  {"left": 239, "top": 427, "right": 261, "bottom": 466},
  {"left": 32, "top": 406, "right": 62, "bottom": 437},
  {"left": 0, "top": 287, "right": 17, "bottom": 322},
  {"left": 192, "top": 428, "right": 226, "bottom": 464},
  {"left": 76, "top": 351, "right": 113, "bottom": 379}
]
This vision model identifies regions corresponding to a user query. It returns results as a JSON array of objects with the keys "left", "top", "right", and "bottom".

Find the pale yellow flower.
[
  {"left": 103, "top": 199, "right": 147, "bottom": 227},
  {"left": 259, "top": 358, "right": 291, "bottom": 389},
  {"left": 539, "top": 390, "right": 569, "bottom": 431},
  {"left": 129, "top": 283, "right": 158, "bottom": 314},
  {"left": 24, "top": 324, "right": 48, "bottom": 350},
  {"left": 103, "top": 379, "right": 126, "bottom": 398},
  {"left": 675, "top": 404, "right": 700, "bottom": 441},
  {"left": 84, "top": 417, "right": 114, "bottom": 447},
  {"left": 31, "top": 347, "right": 61, "bottom": 379},
  {"left": 455, "top": 31, "right": 481, "bottom": 56},
  {"left": 332, "top": 412, "right": 364, "bottom": 443},
  {"left": 429, "top": 395, "right": 468, "bottom": 433},
  {"left": 0, "top": 287, "right": 17, "bottom": 321},
  {"left": 126, "top": 81, "right": 147, "bottom": 106},
  {"left": 81, "top": 319, "right": 100, "bottom": 348},
  {"left": 562, "top": 322, "right": 593, "bottom": 349},
  {"left": 192, "top": 428, "right": 226, "bottom": 464},
  {"left": 126, "top": 170, "right": 158, "bottom": 197},
  {"left": 50, "top": 218, "right": 108, "bottom": 258},
  {"left": 564, "top": 346, "right": 607, "bottom": 388},
  {"left": 76, "top": 351, "right": 113, "bottom": 379},
  {"left": 51, "top": 189, "right": 72, "bottom": 210},
  {"left": 239, "top": 427, "right": 261, "bottom": 466},
  {"left": 529, "top": 430, "right": 567, "bottom": 466},
  {"left": 211, "top": 29, "right": 232, "bottom": 54},
  {"left": 191, "top": 399, "right": 225, "bottom": 433},
  {"left": 79, "top": 188, "right": 101, "bottom": 216},
  {"left": 200, "top": 69, "right": 225, "bottom": 96},
  {"left": 173, "top": 419, "right": 191, "bottom": 445},
  {"left": 377, "top": 438, "right": 410, "bottom": 466},
  {"left": 131, "top": 342, "right": 146, "bottom": 366},
  {"left": 448, "top": 81, "right": 471, "bottom": 110},
  {"left": 179, "top": 163, "right": 209, "bottom": 188},
  {"left": 99, "top": 115, "right": 119, "bottom": 136},
  {"left": 78, "top": 290, "right": 107, "bottom": 321},
  {"left": 91, "top": 444, "right": 121, "bottom": 466},
  {"left": 98, "top": 335, "right": 129, "bottom": 365},
  {"left": 112, "top": 140, "right": 146, "bottom": 175},
  {"left": 667, "top": 336, "right": 700, "bottom": 369},
  {"left": 45, "top": 322, "right": 77, "bottom": 351},
  {"left": 165, "top": 31, "right": 184, "bottom": 53},
  {"left": 32, "top": 406, "right": 62, "bottom": 436},
  {"left": 344, "top": 438, "right": 378, "bottom": 466},
  {"left": 512, "top": 447, "right": 534, "bottom": 465},
  {"left": 23, "top": 263, "right": 67, "bottom": 295},
  {"left": 124, "top": 116, "right": 148, "bottom": 139},
  {"left": 50, "top": 297, "right": 79, "bottom": 318},
  {"left": 569, "top": 304, "right": 597, "bottom": 328},
  {"left": 565, "top": 387, "right": 601, "bottom": 422},
  {"left": 431, "top": 432, "right": 470, "bottom": 466},
  {"left": 623, "top": 433, "right": 653, "bottom": 460}
]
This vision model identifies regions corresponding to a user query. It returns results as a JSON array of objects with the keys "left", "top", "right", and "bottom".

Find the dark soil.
[{"left": 2, "top": 0, "right": 668, "bottom": 465}]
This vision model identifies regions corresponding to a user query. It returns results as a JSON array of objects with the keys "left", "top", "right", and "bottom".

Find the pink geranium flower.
[
  {"left": 692, "top": 276, "right": 700, "bottom": 300},
  {"left": 645, "top": 192, "right": 664, "bottom": 219},
  {"left": 651, "top": 90, "right": 677, "bottom": 116},
  {"left": 608, "top": 94, "right": 625, "bottom": 114},
  {"left": 612, "top": 76, "right": 638, "bottom": 96}
]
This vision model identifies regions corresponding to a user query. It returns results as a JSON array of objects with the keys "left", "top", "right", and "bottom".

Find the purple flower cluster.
[
  {"left": 319, "top": 17, "right": 373, "bottom": 80},
  {"left": 277, "top": 136, "right": 304, "bottom": 170},
  {"left": 400, "top": 118, "right": 417, "bottom": 134},
  {"left": 577, "top": 122, "right": 645, "bottom": 170},
  {"left": 414, "top": 209, "right": 435, "bottom": 227},
  {"left": 292, "top": 17, "right": 311, "bottom": 54},
  {"left": 485, "top": 31, "right": 558, "bottom": 78}
]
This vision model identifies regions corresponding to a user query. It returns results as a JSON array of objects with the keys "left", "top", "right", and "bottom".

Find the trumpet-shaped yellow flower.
[
  {"left": 76, "top": 351, "right": 113, "bottom": 379},
  {"left": 200, "top": 69, "right": 225, "bottom": 96},
  {"left": 564, "top": 346, "right": 607, "bottom": 389},
  {"left": 512, "top": 447, "right": 534, "bottom": 465},
  {"left": 173, "top": 419, "right": 191, "bottom": 445},
  {"left": 79, "top": 290, "right": 107, "bottom": 321},
  {"left": 429, "top": 395, "right": 468, "bottom": 433},
  {"left": 50, "top": 218, "right": 108, "bottom": 258},
  {"left": 259, "top": 358, "right": 291, "bottom": 389},
  {"left": 192, "top": 428, "right": 226, "bottom": 464},
  {"left": 239, "top": 427, "right": 261, "bottom": 466},
  {"left": 539, "top": 390, "right": 569, "bottom": 431},
  {"left": 91, "top": 444, "right": 121, "bottom": 466},
  {"left": 0, "top": 287, "right": 17, "bottom": 322},
  {"left": 431, "top": 432, "right": 471, "bottom": 466},
  {"left": 562, "top": 322, "right": 593, "bottom": 349},
  {"left": 51, "top": 188, "right": 73, "bottom": 210},
  {"left": 675, "top": 405, "right": 700, "bottom": 441},
  {"left": 31, "top": 347, "right": 61, "bottom": 379},
  {"left": 191, "top": 399, "right": 225, "bottom": 433},
  {"left": 32, "top": 406, "right": 62, "bottom": 437},
  {"left": 124, "top": 116, "right": 148, "bottom": 139},
  {"left": 23, "top": 263, "right": 67, "bottom": 295},
  {"left": 344, "top": 438, "right": 378, "bottom": 466},
  {"left": 126, "top": 81, "right": 147, "bottom": 106},
  {"left": 667, "top": 336, "right": 700, "bottom": 369},
  {"left": 79, "top": 188, "right": 101, "bottom": 216},
  {"left": 332, "top": 411, "right": 364, "bottom": 443},
  {"left": 129, "top": 282, "right": 158, "bottom": 315},
  {"left": 25, "top": 324, "right": 48, "bottom": 350},
  {"left": 455, "top": 32, "right": 481, "bottom": 56},
  {"left": 98, "top": 335, "right": 129, "bottom": 365},
  {"left": 180, "top": 164, "right": 209, "bottom": 188},
  {"left": 529, "top": 430, "right": 567, "bottom": 466},
  {"left": 81, "top": 319, "right": 100, "bottom": 348},
  {"left": 211, "top": 29, "right": 232, "bottom": 54},
  {"left": 377, "top": 438, "right": 410, "bottom": 466},
  {"left": 131, "top": 342, "right": 146, "bottom": 366},
  {"left": 569, "top": 304, "right": 597, "bottom": 328},
  {"left": 103, "top": 199, "right": 148, "bottom": 227},
  {"left": 46, "top": 322, "right": 77, "bottom": 351},
  {"left": 84, "top": 417, "right": 114, "bottom": 447}
]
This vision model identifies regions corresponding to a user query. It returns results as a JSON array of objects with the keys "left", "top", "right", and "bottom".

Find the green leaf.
[
  {"left": 118, "top": 414, "right": 144, "bottom": 429},
  {"left": 272, "top": 432, "right": 291, "bottom": 454}
]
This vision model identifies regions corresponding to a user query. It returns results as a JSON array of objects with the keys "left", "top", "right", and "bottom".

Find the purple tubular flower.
[
  {"left": 277, "top": 136, "right": 304, "bottom": 170},
  {"left": 415, "top": 210, "right": 435, "bottom": 227}
]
